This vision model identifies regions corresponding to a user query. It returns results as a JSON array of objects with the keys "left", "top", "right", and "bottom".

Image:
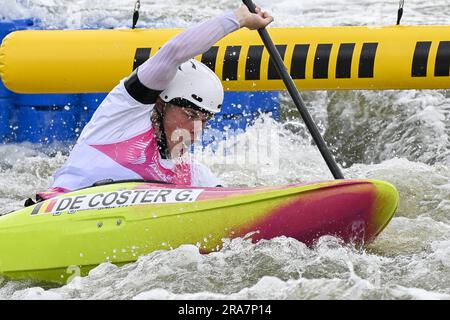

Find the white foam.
[
  {"left": 0, "top": 0, "right": 449, "bottom": 301},
  {"left": 2, "top": 0, "right": 449, "bottom": 28}
]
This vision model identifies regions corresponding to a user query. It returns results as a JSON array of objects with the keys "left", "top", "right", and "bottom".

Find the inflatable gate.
[
  {"left": 1, "top": 26, "right": 450, "bottom": 93},
  {"left": 0, "top": 22, "right": 449, "bottom": 143}
]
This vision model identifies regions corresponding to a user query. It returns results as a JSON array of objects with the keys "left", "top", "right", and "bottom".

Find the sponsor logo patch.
[{"left": 31, "top": 189, "right": 203, "bottom": 216}]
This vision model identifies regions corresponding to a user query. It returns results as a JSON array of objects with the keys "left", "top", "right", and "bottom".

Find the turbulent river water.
[{"left": 0, "top": 0, "right": 449, "bottom": 300}]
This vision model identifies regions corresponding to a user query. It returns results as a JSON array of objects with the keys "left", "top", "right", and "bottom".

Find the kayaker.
[{"left": 34, "top": 4, "right": 274, "bottom": 201}]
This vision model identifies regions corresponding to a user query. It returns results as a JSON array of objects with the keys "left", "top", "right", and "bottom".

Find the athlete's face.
[{"left": 154, "top": 100, "right": 213, "bottom": 158}]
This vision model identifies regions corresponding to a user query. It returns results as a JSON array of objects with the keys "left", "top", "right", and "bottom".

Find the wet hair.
[{"left": 151, "top": 99, "right": 170, "bottom": 159}]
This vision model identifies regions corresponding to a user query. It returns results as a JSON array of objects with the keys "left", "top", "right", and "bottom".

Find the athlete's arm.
[{"left": 135, "top": 5, "right": 273, "bottom": 92}]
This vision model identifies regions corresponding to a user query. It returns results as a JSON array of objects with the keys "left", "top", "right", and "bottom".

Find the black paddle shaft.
[{"left": 242, "top": 0, "right": 344, "bottom": 179}]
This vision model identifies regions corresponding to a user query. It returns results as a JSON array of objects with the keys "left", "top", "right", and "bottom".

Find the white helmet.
[{"left": 160, "top": 59, "right": 223, "bottom": 114}]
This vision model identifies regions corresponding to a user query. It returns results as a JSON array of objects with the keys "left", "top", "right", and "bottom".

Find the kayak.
[{"left": 0, "top": 179, "right": 398, "bottom": 285}]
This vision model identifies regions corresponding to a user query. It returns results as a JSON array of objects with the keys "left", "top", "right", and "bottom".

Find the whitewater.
[{"left": 0, "top": 0, "right": 449, "bottom": 300}]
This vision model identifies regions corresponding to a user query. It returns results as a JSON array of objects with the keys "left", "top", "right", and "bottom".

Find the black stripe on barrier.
[
  {"left": 412, "top": 41, "right": 432, "bottom": 77},
  {"left": 133, "top": 48, "right": 152, "bottom": 71},
  {"left": 31, "top": 201, "right": 45, "bottom": 216},
  {"left": 268, "top": 45, "right": 287, "bottom": 80},
  {"left": 336, "top": 43, "right": 355, "bottom": 79},
  {"left": 245, "top": 45, "right": 264, "bottom": 80},
  {"left": 313, "top": 44, "right": 332, "bottom": 79},
  {"left": 435, "top": 41, "right": 450, "bottom": 77},
  {"left": 291, "top": 44, "right": 309, "bottom": 79},
  {"left": 223, "top": 46, "right": 241, "bottom": 81},
  {"left": 359, "top": 43, "right": 378, "bottom": 78},
  {"left": 201, "top": 46, "right": 219, "bottom": 72}
]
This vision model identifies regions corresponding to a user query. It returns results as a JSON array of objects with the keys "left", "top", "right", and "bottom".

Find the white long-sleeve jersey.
[{"left": 48, "top": 11, "right": 240, "bottom": 194}]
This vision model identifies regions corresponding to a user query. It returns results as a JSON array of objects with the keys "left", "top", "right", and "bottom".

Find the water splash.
[{"left": 1, "top": 0, "right": 449, "bottom": 300}]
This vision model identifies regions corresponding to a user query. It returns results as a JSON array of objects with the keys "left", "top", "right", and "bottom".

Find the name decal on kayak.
[{"left": 31, "top": 189, "right": 204, "bottom": 216}]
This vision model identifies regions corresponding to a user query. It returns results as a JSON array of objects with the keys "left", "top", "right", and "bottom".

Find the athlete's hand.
[{"left": 234, "top": 4, "right": 274, "bottom": 30}]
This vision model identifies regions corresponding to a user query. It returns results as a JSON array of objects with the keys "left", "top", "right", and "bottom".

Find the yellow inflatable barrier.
[{"left": 0, "top": 26, "right": 449, "bottom": 93}]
